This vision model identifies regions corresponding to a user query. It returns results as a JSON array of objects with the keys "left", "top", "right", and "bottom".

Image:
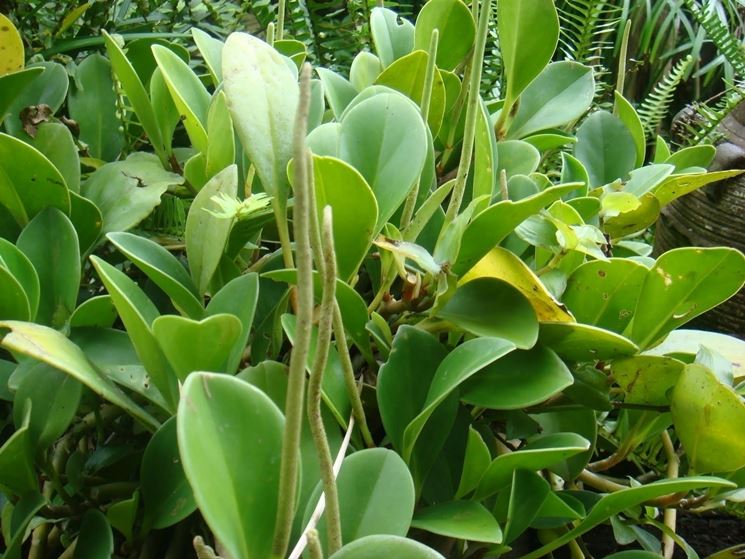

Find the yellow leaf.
[
  {"left": 0, "top": 14, "right": 24, "bottom": 76},
  {"left": 460, "top": 247, "right": 575, "bottom": 323}
]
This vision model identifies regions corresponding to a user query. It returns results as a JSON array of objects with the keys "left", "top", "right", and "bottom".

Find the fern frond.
[
  {"left": 683, "top": 0, "right": 745, "bottom": 77},
  {"left": 558, "top": 0, "right": 618, "bottom": 67},
  {"left": 481, "top": 14, "right": 502, "bottom": 98},
  {"left": 679, "top": 83, "right": 745, "bottom": 145},
  {"left": 638, "top": 55, "right": 694, "bottom": 136}
]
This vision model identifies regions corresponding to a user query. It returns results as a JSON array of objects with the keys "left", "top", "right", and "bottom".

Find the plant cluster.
[{"left": 1, "top": 1, "right": 745, "bottom": 558}]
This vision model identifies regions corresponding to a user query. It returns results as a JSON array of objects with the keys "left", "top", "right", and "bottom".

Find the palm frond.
[{"left": 638, "top": 54, "right": 694, "bottom": 136}]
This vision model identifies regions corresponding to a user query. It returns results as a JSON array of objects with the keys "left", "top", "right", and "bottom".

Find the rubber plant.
[{"left": 0, "top": 1, "right": 745, "bottom": 558}]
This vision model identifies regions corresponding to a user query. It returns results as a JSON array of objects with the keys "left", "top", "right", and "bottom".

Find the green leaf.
[
  {"left": 178, "top": 373, "right": 283, "bottom": 559},
  {"left": 69, "top": 191, "right": 103, "bottom": 255},
  {"left": 613, "top": 355, "right": 685, "bottom": 405},
  {"left": 605, "top": 553, "right": 664, "bottom": 559},
  {"left": 0, "top": 266, "right": 29, "bottom": 321},
  {"left": 0, "top": 132, "right": 70, "bottom": 226},
  {"left": 0, "top": 67, "right": 43, "bottom": 124},
  {"left": 153, "top": 45, "right": 211, "bottom": 153},
  {"left": 461, "top": 345, "right": 574, "bottom": 410},
  {"left": 502, "top": 470, "right": 550, "bottom": 544},
  {"left": 499, "top": 0, "right": 559, "bottom": 111},
  {"left": 70, "top": 296, "right": 116, "bottom": 328},
  {"left": 403, "top": 337, "right": 515, "bottom": 461},
  {"left": 73, "top": 510, "right": 114, "bottom": 559},
  {"left": 107, "top": 492, "right": 139, "bottom": 541},
  {"left": 453, "top": 183, "right": 578, "bottom": 275},
  {"left": 652, "top": 169, "right": 744, "bottom": 207},
  {"left": 311, "top": 156, "right": 378, "bottom": 280},
  {"left": 206, "top": 91, "right": 235, "bottom": 179},
  {"left": 474, "top": 99, "right": 499, "bottom": 208},
  {"left": 614, "top": 92, "right": 646, "bottom": 167},
  {"left": 624, "top": 164, "right": 675, "bottom": 197},
  {"left": 3, "top": 61, "right": 68, "bottom": 137},
  {"left": 107, "top": 232, "right": 203, "bottom": 319},
  {"left": 223, "top": 32, "right": 298, "bottom": 200},
  {"left": 507, "top": 62, "right": 594, "bottom": 140},
  {"left": 68, "top": 53, "right": 124, "bottom": 161},
  {"left": 152, "top": 314, "right": 242, "bottom": 381},
  {"left": 630, "top": 247, "right": 745, "bottom": 349},
  {"left": 329, "top": 535, "right": 444, "bottom": 559},
  {"left": 339, "top": 91, "right": 427, "bottom": 231},
  {"left": 414, "top": 0, "right": 475, "bottom": 71},
  {"left": 103, "top": 32, "right": 166, "bottom": 162},
  {"left": 411, "top": 500, "right": 502, "bottom": 543},
  {"left": 521, "top": 477, "right": 735, "bottom": 559},
  {"left": 672, "top": 364, "right": 745, "bottom": 473},
  {"left": 574, "top": 110, "right": 636, "bottom": 188},
  {"left": 563, "top": 258, "right": 648, "bottom": 333},
  {"left": 603, "top": 192, "right": 660, "bottom": 239},
  {"left": 81, "top": 152, "right": 183, "bottom": 234},
  {"left": 192, "top": 28, "right": 224, "bottom": 84},
  {"left": 370, "top": 7, "right": 415, "bottom": 67},
  {"left": 0, "top": 403, "right": 37, "bottom": 495},
  {"left": 456, "top": 426, "right": 491, "bottom": 498},
  {"left": 33, "top": 122, "right": 80, "bottom": 193},
  {"left": 531, "top": 408, "right": 597, "bottom": 479},
  {"left": 1, "top": 492, "right": 45, "bottom": 559},
  {"left": 185, "top": 165, "right": 238, "bottom": 295},
  {"left": 141, "top": 416, "right": 196, "bottom": 529},
  {"left": 377, "top": 326, "right": 446, "bottom": 452},
  {"left": 206, "top": 273, "right": 260, "bottom": 373},
  {"left": 474, "top": 433, "right": 590, "bottom": 499},
  {"left": 309, "top": 448, "right": 415, "bottom": 548},
  {"left": 497, "top": 140, "right": 540, "bottom": 179},
  {"left": 350, "top": 51, "right": 383, "bottom": 91},
  {"left": 0, "top": 321, "right": 160, "bottom": 430},
  {"left": 540, "top": 322, "right": 639, "bottom": 361},
  {"left": 374, "top": 50, "right": 447, "bottom": 137},
  {"left": 435, "top": 278, "right": 538, "bottom": 348},
  {"left": 17, "top": 208, "right": 80, "bottom": 329},
  {"left": 13, "top": 362, "right": 81, "bottom": 450},
  {"left": 316, "top": 68, "right": 357, "bottom": 120},
  {"left": 665, "top": 145, "right": 716, "bottom": 171},
  {"left": 150, "top": 67, "right": 180, "bottom": 156},
  {"left": 90, "top": 255, "right": 178, "bottom": 412},
  {"left": 645, "top": 329, "right": 745, "bottom": 382}
]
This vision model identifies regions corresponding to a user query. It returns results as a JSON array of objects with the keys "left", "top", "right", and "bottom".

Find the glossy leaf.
[
  {"left": 339, "top": 92, "right": 427, "bottom": 231},
  {"left": 502, "top": 469, "right": 550, "bottom": 544},
  {"left": 411, "top": 500, "right": 502, "bottom": 543},
  {"left": 0, "top": 320, "right": 160, "bottom": 430},
  {"left": 461, "top": 345, "right": 574, "bottom": 410},
  {"left": 0, "top": 67, "right": 43, "bottom": 124},
  {"left": 141, "top": 417, "right": 196, "bottom": 529},
  {"left": 630, "top": 247, "right": 745, "bottom": 349},
  {"left": 613, "top": 355, "right": 685, "bottom": 405},
  {"left": 206, "top": 90, "right": 235, "bottom": 179},
  {"left": 474, "top": 433, "right": 591, "bottom": 498},
  {"left": 532, "top": 408, "right": 597, "bottom": 479},
  {"left": 499, "top": 0, "right": 559, "bottom": 110},
  {"left": 0, "top": 266, "right": 29, "bottom": 320},
  {"left": 178, "top": 373, "right": 283, "bottom": 559},
  {"left": 81, "top": 152, "right": 182, "bottom": 234},
  {"left": 563, "top": 258, "right": 647, "bottom": 333},
  {"left": 0, "top": 403, "right": 37, "bottom": 495},
  {"left": 107, "top": 231, "right": 203, "bottom": 319},
  {"left": 507, "top": 62, "right": 594, "bottom": 140},
  {"left": 68, "top": 53, "right": 124, "bottom": 161},
  {"left": 614, "top": 92, "right": 646, "bottom": 167},
  {"left": 403, "top": 337, "right": 515, "bottom": 460},
  {"left": 316, "top": 68, "right": 357, "bottom": 119},
  {"left": 672, "top": 364, "right": 745, "bottom": 473},
  {"left": 152, "top": 313, "right": 242, "bottom": 381},
  {"left": 541, "top": 321, "right": 639, "bottom": 362},
  {"left": 414, "top": 0, "right": 475, "bottom": 70},
  {"left": 311, "top": 156, "right": 378, "bottom": 280},
  {"left": 435, "top": 278, "right": 539, "bottom": 348},
  {"left": 102, "top": 31, "right": 166, "bottom": 162},
  {"left": 185, "top": 165, "right": 238, "bottom": 295},
  {"left": 2, "top": 493, "right": 45, "bottom": 559},
  {"left": 32, "top": 122, "right": 80, "bottom": 193},
  {"left": 13, "top": 362, "right": 81, "bottom": 450},
  {"left": 17, "top": 208, "right": 79, "bottom": 328},
  {"left": 461, "top": 247, "right": 574, "bottom": 322},
  {"left": 0, "top": 132, "right": 70, "bottom": 226},
  {"left": 73, "top": 510, "right": 114, "bottom": 559},
  {"left": 90, "top": 255, "right": 178, "bottom": 411},
  {"left": 223, "top": 32, "right": 298, "bottom": 199},
  {"left": 574, "top": 110, "right": 636, "bottom": 188},
  {"left": 309, "top": 448, "right": 415, "bottom": 547},
  {"left": 330, "top": 535, "right": 444, "bottom": 559},
  {"left": 653, "top": 169, "right": 743, "bottom": 207},
  {"left": 153, "top": 45, "right": 211, "bottom": 153},
  {"left": 3, "top": 61, "right": 68, "bottom": 137},
  {"left": 453, "top": 183, "right": 579, "bottom": 275}
]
